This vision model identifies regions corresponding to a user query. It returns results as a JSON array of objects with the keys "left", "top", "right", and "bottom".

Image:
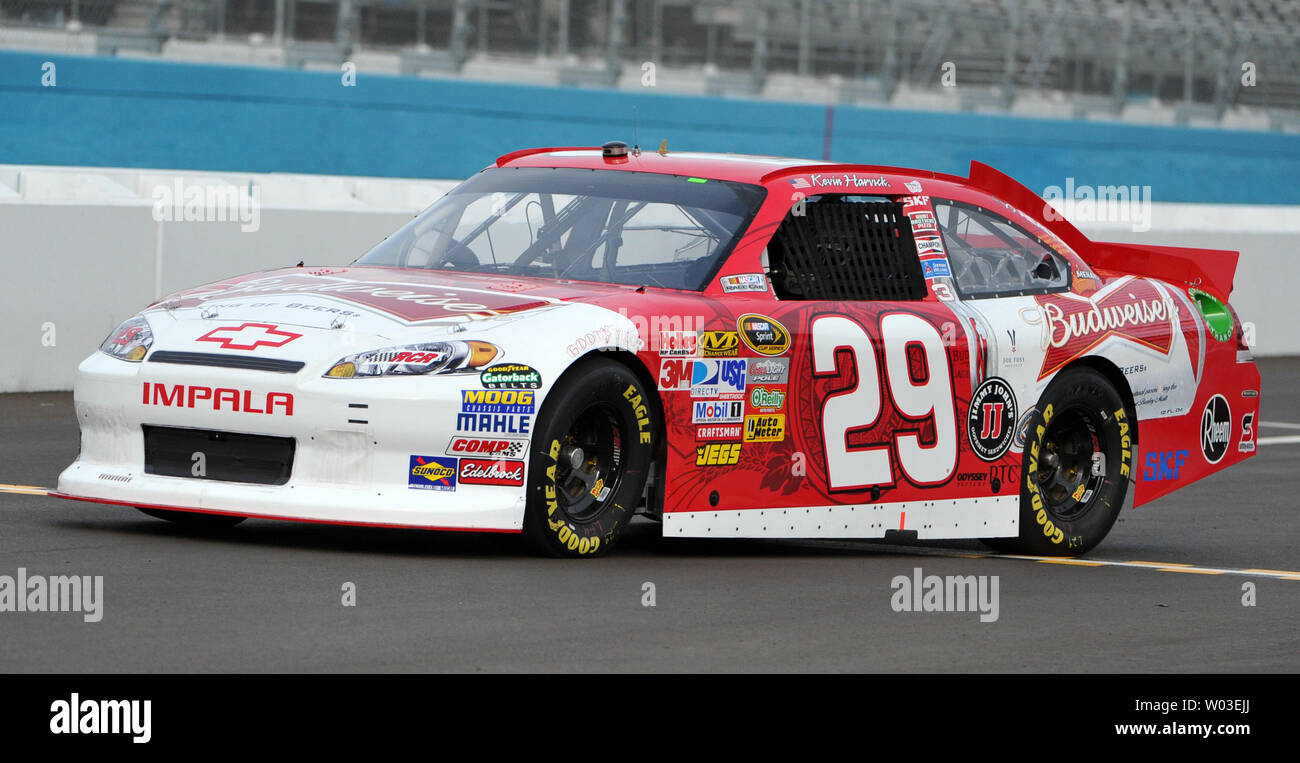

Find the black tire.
[
  {"left": 988, "top": 367, "right": 1133, "bottom": 556},
  {"left": 522, "top": 358, "right": 656, "bottom": 557},
  {"left": 136, "top": 507, "right": 247, "bottom": 528}
]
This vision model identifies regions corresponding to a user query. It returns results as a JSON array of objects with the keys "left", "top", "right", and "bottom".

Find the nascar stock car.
[{"left": 55, "top": 142, "right": 1259, "bottom": 557}]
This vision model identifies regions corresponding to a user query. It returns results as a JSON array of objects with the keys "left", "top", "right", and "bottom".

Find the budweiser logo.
[
  {"left": 458, "top": 458, "right": 525, "bottom": 486},
  {"left": 1033, "top": 277, "right": 1179, "bottom": 379}
]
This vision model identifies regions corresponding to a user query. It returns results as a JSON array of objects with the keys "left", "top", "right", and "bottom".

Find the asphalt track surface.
[{"left": 1, "top": 359, "right": 1297, "bottom": 673}]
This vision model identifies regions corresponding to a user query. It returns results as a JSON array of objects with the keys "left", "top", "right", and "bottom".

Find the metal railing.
[{"left": 2, "top": 0, "right": 1297, "bottom": 119}]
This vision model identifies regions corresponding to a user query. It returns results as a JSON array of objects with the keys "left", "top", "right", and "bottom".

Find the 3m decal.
[
  {"left": 445, "top": 437, "right": 527, "bottom": 459},
  {"left": 141, "top": 383, "right": 293, "bottom": 416},
  {"left": 196, "top": 322, "right": 302, "bottom": 351},
  {"left": 968, "top": 377, "right": 1017, "bottom": 462},
  {"left": 743, "top": 414, "right": 786, "bottom": 442},
  {"left": 1142, "top": 450, "right": 1188, "bottom": 482},
  {"left": 1201, "top": 394, "right": 1231, "bottom": 464},
  {"left": 458, "top": 458, "right": 525, "bottom": 486},
  {"left": 409, "top": 455, "right": 457, "bottom": 491},
  {"left": 698, "top": 331, "right": 741, "bottom": 357},
  {"left": 812, "top": 313, "right": 957, "bottom": 489},
  {"left": 480, "top": 363, "right": 542, "bottom": 389},
  {"left": 658, "top": 358, "right": 694, "bottom": 390},
  {"left": 695, "top": 442, "right": 742, "bottom": 466},
  {"left": 737, "top": 313, "right": 791, "bottom": 356}
]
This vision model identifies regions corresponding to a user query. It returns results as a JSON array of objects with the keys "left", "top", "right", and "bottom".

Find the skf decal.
[
  {"left": 196, "top": 322, "right": 302, "bottom": 351},
  {"left": 698, "top": 330, "right": 740, "bottom": 357},
  {"left": 142, "top": 383, "right": 293, "bottom": 416},
  {"left": 458, "top": 458, "right": 525, "bottom": 486},
  {"left": 696, "top": 442, "right": 742, "bottom": 466},
  {"left": 1201, "top": 394, "right": 1231, "bottom": 464},
  {"left": 967, "top": 378, "right": 1017, "bottom": 461},
  {"left": 1239, "top": 412, "right": 1256, "bottom": 454},
  {"left": 409, "top": 455, "right": 457, "bottom": 491},
  {"left": 1142, "top": 450, "right": 1188, "bottom": 482},
  {"left": 736, "top": 313, "right": 791, "bottom": 356},
  {"left": 743, "top": 414, "right": 786, "bottom": 443},
  {"left": 1031, "top": 277, "right": 1180, "bottom": 380}
]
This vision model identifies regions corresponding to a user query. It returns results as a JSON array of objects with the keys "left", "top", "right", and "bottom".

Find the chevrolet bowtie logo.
[{"left": 196, "top": 322, "right": 302, "bottom": 351}]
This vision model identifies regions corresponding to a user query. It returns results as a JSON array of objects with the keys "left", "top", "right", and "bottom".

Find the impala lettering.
[{"left": 141, "top": 383, "right": 293, "bottom": 415}]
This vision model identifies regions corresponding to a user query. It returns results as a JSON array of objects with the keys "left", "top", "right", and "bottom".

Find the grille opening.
[
  {"left": 767, "top": 197, "right": 927, "bottom": 302},
  {"left": 143, "top": 426, "right": 295, "bottom": 486}
]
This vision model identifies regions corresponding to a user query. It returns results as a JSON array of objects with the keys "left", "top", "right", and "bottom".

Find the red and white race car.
[{"left": 56, "top": 143, "right": 1259, "bottom": 557}]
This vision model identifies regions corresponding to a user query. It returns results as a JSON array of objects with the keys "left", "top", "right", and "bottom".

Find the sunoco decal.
[{"left": 409, "top": 455, "right": 458, "bottom": 491}]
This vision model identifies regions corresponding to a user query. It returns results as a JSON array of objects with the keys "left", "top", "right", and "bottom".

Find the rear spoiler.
[
  {"left": 966, "top": 161, "right": 1239, "bottom": 299},
  {"left": 1088, "top": 242, "right": 1240, "bottom": 300}
]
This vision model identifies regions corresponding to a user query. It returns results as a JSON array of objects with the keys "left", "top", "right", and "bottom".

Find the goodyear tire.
[
  {"left": 136, "top": 507, "right": 247, "bottom": 528},
  {"left": 992, "top": 367, "right": 1133, "bottom": 556},
  {"left": 522, "top": 358, "right": 656, "bottom": 558}
]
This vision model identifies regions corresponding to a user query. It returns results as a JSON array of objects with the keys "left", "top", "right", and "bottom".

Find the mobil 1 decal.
[{"left": 967, "top": 377, "right": 1017, "bottom": 461}]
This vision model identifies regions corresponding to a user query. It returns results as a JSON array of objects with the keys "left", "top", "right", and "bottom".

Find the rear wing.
[{"left": 1088, "top": 242, "right": 1240, "bottom": 300}]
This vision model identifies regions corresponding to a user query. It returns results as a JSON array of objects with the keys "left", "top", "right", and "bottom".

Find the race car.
[{"left": 55, "top": 142, "right": 1260, "bottom": 557}]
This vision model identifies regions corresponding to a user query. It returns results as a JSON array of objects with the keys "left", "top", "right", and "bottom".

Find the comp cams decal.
[{"left": 445, "top": 437, "right": 528, "bottom": 459}]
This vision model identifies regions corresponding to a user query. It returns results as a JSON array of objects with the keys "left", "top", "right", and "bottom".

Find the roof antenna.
[{"left": 632, "top": 105, "right": 640, "bottom": 156}]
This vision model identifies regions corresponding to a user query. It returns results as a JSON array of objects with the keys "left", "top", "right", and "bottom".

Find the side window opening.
[
  {"left": 766, "top": 195, "right": 927, "bottom": 301},
  {"left": 933, "top": 199, "right": 1070, "bottom": 299}
]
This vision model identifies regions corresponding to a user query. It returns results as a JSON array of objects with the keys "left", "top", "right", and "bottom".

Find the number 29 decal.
[{"left": 812, "top": 313, "right": 958, "bottom": 491}]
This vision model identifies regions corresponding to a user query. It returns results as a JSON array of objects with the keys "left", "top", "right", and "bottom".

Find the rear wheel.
[
  {"left": 136, "top": 507, "right": 247, "bottom": 528},
  {"left": 523, "top": 358, "right": 656, "bottom": 557},
  {"left": 987, "top": 367, "right": 1133, "bottom": 556}
]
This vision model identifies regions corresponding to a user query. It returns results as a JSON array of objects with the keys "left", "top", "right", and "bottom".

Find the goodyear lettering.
[{"left": 622, "top": 384, "right": 652, "bottom": 444}]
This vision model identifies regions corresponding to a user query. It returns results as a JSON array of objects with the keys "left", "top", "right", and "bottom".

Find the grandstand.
[{"left": 1, "top": 0, "right": 1298, "bottom": 128}]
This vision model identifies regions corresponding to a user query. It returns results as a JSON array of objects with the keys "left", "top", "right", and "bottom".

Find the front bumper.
[{"left": 56, "top": 352, "right": 529, "bottom": 531}]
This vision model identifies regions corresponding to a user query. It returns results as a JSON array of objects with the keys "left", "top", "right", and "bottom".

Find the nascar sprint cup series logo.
[{"left": 968, "top": 378, "right": 1018, "bottom": 461}]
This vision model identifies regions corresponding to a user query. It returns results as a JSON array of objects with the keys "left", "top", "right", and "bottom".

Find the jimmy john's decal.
[
  {"left": 968, "top": 378, "right": 1017, "bottom": 461},
  {"left": 480, "top": 363, "right": 542, "bottom": 389},
  {"left": 736, "top": 313, "right": 791, "bottom": 356}
]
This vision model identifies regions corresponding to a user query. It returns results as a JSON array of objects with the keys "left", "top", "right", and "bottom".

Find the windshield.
[{"left": 355, "top": 167, "right": 766, "bottom": 290}]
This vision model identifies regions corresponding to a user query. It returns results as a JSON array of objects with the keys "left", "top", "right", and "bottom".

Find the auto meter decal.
[
  {"left": 968, "top": 377, "right": 1017, "bottom": 461},
  {"left": 480, "top": 363, "right": 542, "bottom": 389},
  {"left": 408, "top": 455, "right": 457, "bottom": 491},
  {"left": 1201, "top": 394, "right": 1232, "bottom": 464},
  {"left": 1031, "top": 276, "right": 1180, "bottom": 380},
  {"left": 736, "top": 313, "right": 791, "bottom": 356}
]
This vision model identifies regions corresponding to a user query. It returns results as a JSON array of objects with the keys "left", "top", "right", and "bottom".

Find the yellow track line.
[
  {"left": 0, "top": 483, "right": 49, "bottom": 496},
  {"left": 996, "top": 554, "right": 1298, "bottom": 580}
]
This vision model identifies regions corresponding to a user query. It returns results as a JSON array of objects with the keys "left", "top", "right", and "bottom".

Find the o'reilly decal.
[
  {"left": 481, "top": 363, "right": 542, "bottom": 389},
  {"left": 1201, "top": 394, "right": 1231, "bottom": 464}
]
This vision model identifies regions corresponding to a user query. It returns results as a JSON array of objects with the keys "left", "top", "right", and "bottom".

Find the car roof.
[{"left": 495, "top": 146, "right": 967, "bottom": 186}]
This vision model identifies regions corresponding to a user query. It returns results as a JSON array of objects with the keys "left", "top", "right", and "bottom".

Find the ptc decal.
[
  {"left": 480, "top": 363, "right": 542, "bottom": 389},
  {"left": 736, "top": 313, "right": 791, "bottom": 356},
  {"left": 1201, "top": 394, "right": 1231, "bottom": 464},
  {"left": 968, "top": 377, "right": 1018, "bottom": 461}
]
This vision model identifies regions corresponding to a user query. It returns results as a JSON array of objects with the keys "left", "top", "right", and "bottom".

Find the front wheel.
[
  {"left": 989, "top": 367, "right": 1133, "bottom": 556},
  {"left": 522, "top": 358, "right": 656, "bottom": 557}
]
